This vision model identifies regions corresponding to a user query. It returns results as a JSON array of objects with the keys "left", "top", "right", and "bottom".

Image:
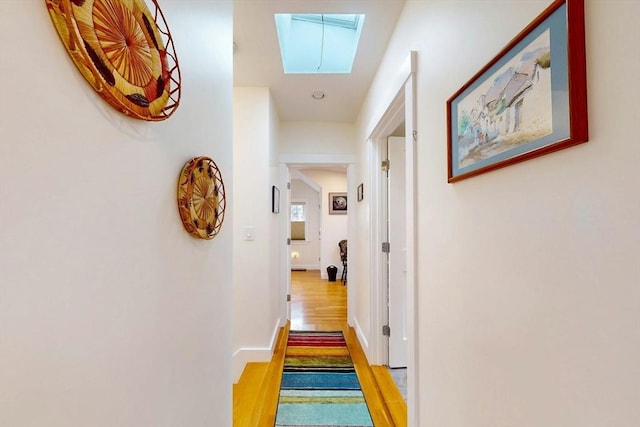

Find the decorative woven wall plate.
[
  {"left": 45, "top": 0, "right": 181, "bottom": 121},
  {"left": 178, "top": 157, "right": 226, "bottom": 240}
]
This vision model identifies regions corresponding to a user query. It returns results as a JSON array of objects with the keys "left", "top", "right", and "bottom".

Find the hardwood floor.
[
  {"left": 290, "top": 269, "right": 347, "bottom": 331},
  {"left": 233, "top": 270, "right": 407, "bottom": 426}
]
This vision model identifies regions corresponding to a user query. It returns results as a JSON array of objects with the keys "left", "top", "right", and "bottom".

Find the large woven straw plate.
[{"left": 45, "top": 0, "right": 181, "bottom": 121}]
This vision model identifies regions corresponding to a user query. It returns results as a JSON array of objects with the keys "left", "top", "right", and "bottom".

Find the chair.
[{"left": 338, "top": 239, "right": 347, "bottom": 285}]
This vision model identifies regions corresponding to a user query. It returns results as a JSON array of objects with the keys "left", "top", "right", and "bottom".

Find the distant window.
[
  {"left": 291, "top": 202, "right": 306, "bottom": 240},
  {"left": 291, "top": 203, "right": 305, "bottom": 222}
]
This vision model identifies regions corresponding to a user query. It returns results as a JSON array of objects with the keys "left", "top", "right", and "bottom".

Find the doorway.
[
  {"left": 385, "top": 135, "right": 408, "bottom": 369},
  {"left": 289, "top": 170, "right": 322, "bottom": 273},
  {"left": 279, "top": 161, "right": 355, "bottom": 330},
  {"left": 368, "top": 51, "right": 418, "bottom": 425}
]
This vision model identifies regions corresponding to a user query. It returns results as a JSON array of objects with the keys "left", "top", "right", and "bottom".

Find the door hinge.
[
  {"left": 382, "top": 242, "right": 390, "bottom": 253},
  {"left": 287, "top": 182, "right": 291, "bottom": 190},
  {"left": 287, "top": 294, "right": 291, "bottom": 302},
  {"left": 383, "top": 325, "right": 391, "bottom": 337},
  {"left": 381, "top": 159, "right": 390, "bottom": 171},
  {"left": 287, "top": 238, "right": 291, "bottom": 245}
]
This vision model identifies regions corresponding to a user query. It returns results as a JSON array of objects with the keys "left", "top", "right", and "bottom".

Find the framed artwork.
[
  {"left": 447, "top": 0, "right": 587, "bottom": 182},
  {"left": 272, "top": 186, "right": 280, "bottom": 213},
  {"left": 177, "top": 157, "right": 226, "bottom": 240},
  {"left": 45, "top": 0, "right": 182, "bottom": 121},
  {"left": 357, "top": 183, "right": 364, "bottom": 202},
  {"left": 329, "top": 192, "right": 347, "bottom": 215}
]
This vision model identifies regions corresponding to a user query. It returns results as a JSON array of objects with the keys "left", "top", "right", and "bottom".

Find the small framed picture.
[
  {"left": 328, "top": 192, "right": 347, "bottom": 215},
  {"left": 272, "top": 185, "right": 280, "bottom": 213},
  {"left": 357, "top": 183, "right": 364, "bottom": 202}
]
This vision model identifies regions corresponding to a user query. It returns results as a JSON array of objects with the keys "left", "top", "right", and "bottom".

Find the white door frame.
[
  {"left": 278, "top": 163, "right": 292, "bottom": 323},
  {"left": 278, "top": 154, "right": 357, "bottom": 326},
  {"left": 387, "top": 135, "right": 408, "bottom": 368},
  {"left": 367, "top": 51, "right": 418, "bottom": 426}
]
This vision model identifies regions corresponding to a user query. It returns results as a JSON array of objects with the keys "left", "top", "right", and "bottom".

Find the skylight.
[{"left": 274, "top": 13, "right": 366, "bottom": 74}]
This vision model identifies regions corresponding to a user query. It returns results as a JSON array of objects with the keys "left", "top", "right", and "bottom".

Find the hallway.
[{"left": 233, "top": 270, "right": 407, "bottom": 426}]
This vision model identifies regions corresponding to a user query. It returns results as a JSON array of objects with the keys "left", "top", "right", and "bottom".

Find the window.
[
  {"left": 290, "top": 202, "right": 306, "bottom": 240},
  {"left": 274, "top": 13, "right": 366, "bottom": 74}
]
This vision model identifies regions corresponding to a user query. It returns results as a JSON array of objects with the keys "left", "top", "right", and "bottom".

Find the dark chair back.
[{"left": 338, "top": 239, "right": 347, "bottom": 262}]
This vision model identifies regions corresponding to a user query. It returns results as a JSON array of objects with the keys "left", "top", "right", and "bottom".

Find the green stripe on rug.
[{"left": 284, "top": 356, "right": 354, "bottom": 367}]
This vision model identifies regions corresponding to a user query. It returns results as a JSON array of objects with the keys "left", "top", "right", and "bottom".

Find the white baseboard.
[
  {"left": 290, "top": 263, "right": 319, "bottom": 270},
  {"left": 232, "top": 318, "right": 284, "bottom": 384},
  {"left": 352, "top": 317, "right": 370, "bottom": 360}
]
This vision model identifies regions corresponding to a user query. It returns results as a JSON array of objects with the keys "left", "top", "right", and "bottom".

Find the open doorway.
[
  {"left": 289, "top": 170, "right": 322, "bottom": 273},
  {"left": 368, "top": 51, "right": 418, "bottom": 425},
  {"left": 280, "top": 163, "right": 354, "bottom": 331},
  {"left": 383, "top": 132, "right": 408, "bottom": 368}
]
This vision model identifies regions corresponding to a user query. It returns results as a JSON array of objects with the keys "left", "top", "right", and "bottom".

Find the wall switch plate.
[{"left": 244, "top": 226, "right": 255, "bottom": 241}]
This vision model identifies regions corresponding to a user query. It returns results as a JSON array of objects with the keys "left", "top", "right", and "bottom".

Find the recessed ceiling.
[{"left": 234, "top": 0, "right": 406, "bottom": 122}]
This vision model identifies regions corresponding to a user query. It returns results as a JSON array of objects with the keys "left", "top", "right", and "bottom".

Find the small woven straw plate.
[{"left": 177, "top": 157, "right": 226, "bottom": 240}]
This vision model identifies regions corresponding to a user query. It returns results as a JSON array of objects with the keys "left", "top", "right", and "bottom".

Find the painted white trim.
[
  {"left": 279, "top": 164, "right": 291, "bottom": 323},
  {"left": 279, "top": 153, "right": 355, "bottom": 165},
  {"left": 232, "top": 318, "right": 284, "bottom": 383},
  {"left": 346, "top": 163, "right": 357, "bottom": 330},
  {"left": 403, "top": 59, "right": 419, "bottom": 427},
  {"left": 365, "top": 53, "right": 415, "bottom": 140},
  {"left": 368, "top": 135, "right": 387, "bottom": 366},
  {"left": 290, "top": 264, "right": 320, "bottom": 270},
  {"left": 352, "top": 315, "right": 369, "bottom": 355}
]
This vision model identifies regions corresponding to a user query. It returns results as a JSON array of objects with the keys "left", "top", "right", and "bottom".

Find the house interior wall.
[
  {"left": 355, "top": 0, "right": 640, "bottom": 425},
  {"left": 0, "top": 1, "right": 234, "bottom": 426},
  {"left": 232, "top": 87, "right": 283, "bottom": 383}
]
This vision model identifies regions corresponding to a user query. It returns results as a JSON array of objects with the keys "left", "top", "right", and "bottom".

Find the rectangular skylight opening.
[{"left": 275, "top": 13, "right": 366, "bottom": 74}]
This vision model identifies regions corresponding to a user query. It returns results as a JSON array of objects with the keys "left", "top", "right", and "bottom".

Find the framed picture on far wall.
[{"left": 329, "top": 192, "right": 347, "bottom": 215}]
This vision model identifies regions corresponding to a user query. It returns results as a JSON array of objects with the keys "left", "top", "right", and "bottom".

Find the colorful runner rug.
[{"left": 275, "top": 331, "right": 374, "bottom": 427}]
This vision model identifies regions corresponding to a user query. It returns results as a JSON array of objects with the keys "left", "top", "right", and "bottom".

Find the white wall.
[
  {"left": 290, "top": 179, "right": 321, "bottom": 270},
  {"left": 232, "top": 87, "right": 283, "bottom": 382},
  {"left": 355, "top": 0, "right": 640, "bottom": 426},
  {"left": 279, "top": 121, "right": 356, "bottom": 155},
  {"left": 0, "top": 1, "right": 233, "bottom": 426}
]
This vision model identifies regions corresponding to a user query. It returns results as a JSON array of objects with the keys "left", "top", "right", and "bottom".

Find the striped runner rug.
[{"left": 275, "top": 331, "right": 374, "bottom": 427}]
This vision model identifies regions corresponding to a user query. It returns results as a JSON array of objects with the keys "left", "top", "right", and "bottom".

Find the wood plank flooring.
[
  {"left": 290, "top": 269, "right": 347, "bottom": 331},
  {"left": 233, "top": 270, "right": 407, "bottom": 426}
]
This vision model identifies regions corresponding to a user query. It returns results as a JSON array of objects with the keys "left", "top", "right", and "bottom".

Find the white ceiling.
[{"left": 233, "top": 0, "right": 406, "bottom": 123}]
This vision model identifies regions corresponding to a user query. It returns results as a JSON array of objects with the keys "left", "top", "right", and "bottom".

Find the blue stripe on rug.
[
  {"left": 275, "top": 392, "right": 374, "bottom": 426},
  {"left": 280, "top": 372, "right": 362, "bottom": 390}
]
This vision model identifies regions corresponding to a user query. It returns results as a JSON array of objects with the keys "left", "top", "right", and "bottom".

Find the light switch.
[{"left": 244, "top": 226, "right": 255, "bottom": 241}]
